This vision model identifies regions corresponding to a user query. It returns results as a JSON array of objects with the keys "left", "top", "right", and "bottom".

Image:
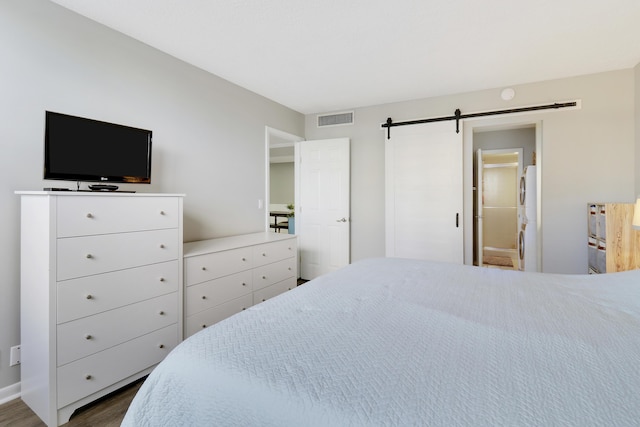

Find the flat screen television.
[{"left": 44, "top": 111, "right": 152, "bottom": 184}]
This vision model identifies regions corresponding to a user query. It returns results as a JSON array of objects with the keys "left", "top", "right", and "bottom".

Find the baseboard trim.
[{"left": 0, "top": 382, "right": 20, "bottom": 405}]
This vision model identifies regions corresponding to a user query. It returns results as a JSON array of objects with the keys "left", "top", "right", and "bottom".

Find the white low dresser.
[
  {"left": 16, "top": 191, "right": 184, "bottom": 426},
  {"left": 183, "top": 232, "right": 297, "bottom": 338}
]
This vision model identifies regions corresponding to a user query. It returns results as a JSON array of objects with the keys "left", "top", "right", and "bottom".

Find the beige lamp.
[{"left": 634, "top": 196, "right": 640, "bottom": 230}]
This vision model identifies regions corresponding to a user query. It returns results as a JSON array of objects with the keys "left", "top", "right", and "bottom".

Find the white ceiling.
[{"left": 49, "top": 0, "right": 640, "bottom": 114}]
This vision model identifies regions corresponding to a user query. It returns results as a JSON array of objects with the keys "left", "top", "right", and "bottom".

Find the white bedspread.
[{"left": 122, "top": 258, "right": 640, "bottom": 426}]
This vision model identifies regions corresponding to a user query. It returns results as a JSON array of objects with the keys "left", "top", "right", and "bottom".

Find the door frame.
[
  {"left": 463, "top": 118, "right": 542, "bottom": 271},
  {"left": 265, "top": 129, "right": 352, "bottom": 280}
]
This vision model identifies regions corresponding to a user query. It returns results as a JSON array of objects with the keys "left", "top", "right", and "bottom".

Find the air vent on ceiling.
[{"left": 317, "top": 111, "right": 354, "bottom": 127}]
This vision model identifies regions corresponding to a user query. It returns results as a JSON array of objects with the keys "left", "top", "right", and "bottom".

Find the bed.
[{"left": 122, "top": 257, "right": 640, "bottom": 426}]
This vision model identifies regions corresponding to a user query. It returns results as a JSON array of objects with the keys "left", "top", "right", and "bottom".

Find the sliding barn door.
[{"left": 385, "top": 121, "right": 463, "bottom": 263}]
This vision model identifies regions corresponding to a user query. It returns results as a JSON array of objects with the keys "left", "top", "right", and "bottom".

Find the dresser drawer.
[
  {"left": 253, "top": 257, "right": 297, "bottom": 291},
  {"left": 184, "top": 247, "right": 253, "bottom": 286},
  {"left": 253, "top": 239, "right": 297, "bottom": 267},
  {"left": 57, "top": 324, "right": 177, "bottom": 409},
  {"left": 254, "top": 277, "right": 296, "bottom": 305},
  {"left": 185, "top": 293, "right": 253, "bottom": 338},
  {"left": 57, "top": 260, "right": 178, "bottom": 323},
  {"left": 57, "top": 196, "right": 180, "bottom": 237},
  {"left": 57, "top": 292, "right": 177, "bottom": 366},
  {"left": 186, "top": 270, "right": 252, "bottom": 315},
  {"left": 57, "top": 229, "right": 179, "bottom": 281}
]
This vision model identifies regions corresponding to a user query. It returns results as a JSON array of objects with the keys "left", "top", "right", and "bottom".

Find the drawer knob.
[
  {"left": 242, "top": 257, "right": 246, "bottom": 261},
  {"left": 159, "top": 277, "right": 165, "bottom": 282},
  {"left": 86, "top": 213, "right": 93, "bottom": 219},
  {"left": 85, "top": 294, "right": 93, "bottom": 300},
  {"left": 242, "top": 307, "right": 246, "bottom": 311},
  {"left": 159, "top": 244, "right": 165, "bottom": 249},
  {"left": 288, "top": 267, "right": 292, "bottom": 271},
  {"left": 242, "top": 282, "right": 247, "bottom": 287},
  {"left": 86, "top": 254, "right": 93, "bottom": 259},
  {"left": 262, "top": 275, "right": 266, "bottom": 280},
  {"left": 262, "top": 253, "right": 266, "bottom": 257},
  {"left": 201, "top": 266, "right": 206, "bottom": 271},
  {"left": 160, "top": 210, "right": 166, "bottom": 215},
  {"left": 158, "top": 344, "right": 165, "bottom": 349},
  {"left": 85, "top": 374, "right": 92, "bottom": 380},
  {"left": 262, "top": 298, "right": 266, "bottom": 302},
  {"left": 159, "top": 310, "right": 165, "bottom": 315},
  {"left": 201, "top": 295, "right": 206, "bottom": 300},
  {"left": 201, "top": 324, "right": 207, "bottom": 329},
  {"left": 85, "top": 334, "right": 93, "bottom": 340}
]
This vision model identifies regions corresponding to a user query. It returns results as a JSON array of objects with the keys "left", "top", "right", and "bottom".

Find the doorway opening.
[
  {"left": 265, "top": 127, "right": 303, "bottom": 234},
  {"left": 265, "top": 130, "right": 351, "bottom": 280},
  {"left": 474, "top": 148, "right": 523, "bottom": 269},
  {"left": 465, "top": 122, "right": 538, "bottom": 270}
]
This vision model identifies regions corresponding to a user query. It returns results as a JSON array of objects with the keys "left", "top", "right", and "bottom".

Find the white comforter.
[{"left": 122, "top": 258, "right": 640, "bottom": 426}]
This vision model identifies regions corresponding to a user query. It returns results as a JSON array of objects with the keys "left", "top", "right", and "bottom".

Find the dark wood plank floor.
[{"left": 0, "top": 378, "right": 143, "bottom": 427}]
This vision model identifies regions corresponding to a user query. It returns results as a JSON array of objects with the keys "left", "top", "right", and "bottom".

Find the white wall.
[
  {"left": 305, "top": 69, "right": 636, "bottom": 274},
  {"left": 0, "top": 0, "right": 303, "bottom": 392},
  {"left": 269, "top": 162, "right": 295, "bottom": 204},
  {"left": 636, "top": 63, "right": 640, "bottom": 197}
]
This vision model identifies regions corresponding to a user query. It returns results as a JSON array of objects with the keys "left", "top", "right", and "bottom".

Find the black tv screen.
[{"left": 44, "top": 111, "right": 152, "bottom": 184}]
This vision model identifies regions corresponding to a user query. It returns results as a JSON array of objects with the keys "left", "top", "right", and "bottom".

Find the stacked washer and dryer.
[{"left": 518, "top": 166, "right": 537, "bottom": 271}]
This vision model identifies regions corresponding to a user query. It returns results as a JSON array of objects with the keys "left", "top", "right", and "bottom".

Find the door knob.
[{"left": 336, "top": 218, "right": 347, "bottom": 222}]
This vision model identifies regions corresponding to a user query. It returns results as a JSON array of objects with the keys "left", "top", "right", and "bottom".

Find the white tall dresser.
[{"left": 16, "top": 191, "right": 184, "bottom": 426}]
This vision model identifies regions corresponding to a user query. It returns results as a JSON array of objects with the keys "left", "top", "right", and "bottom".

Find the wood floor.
[{"left": 0, "top": 378, "right": 143, "bottom": 427}]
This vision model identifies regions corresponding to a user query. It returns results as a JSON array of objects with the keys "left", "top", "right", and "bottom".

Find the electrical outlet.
[{"left": 9, "top": 345, "right": 20, "bottom": 366}]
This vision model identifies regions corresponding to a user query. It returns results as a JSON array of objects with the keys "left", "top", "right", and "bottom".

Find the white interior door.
[
  {"left": 298, "top": 138, "right": 350, "bottom": 280},
  {"left": 385, "top": 121, "right": 463, "bottom": 263},
  {"left": 476, "top": 149, "right": 484, "bottom": 266}
]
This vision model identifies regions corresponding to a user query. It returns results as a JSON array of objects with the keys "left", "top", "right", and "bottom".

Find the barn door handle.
[{"left": 456, "top": 213, "right": 459, "bottom": 228}]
